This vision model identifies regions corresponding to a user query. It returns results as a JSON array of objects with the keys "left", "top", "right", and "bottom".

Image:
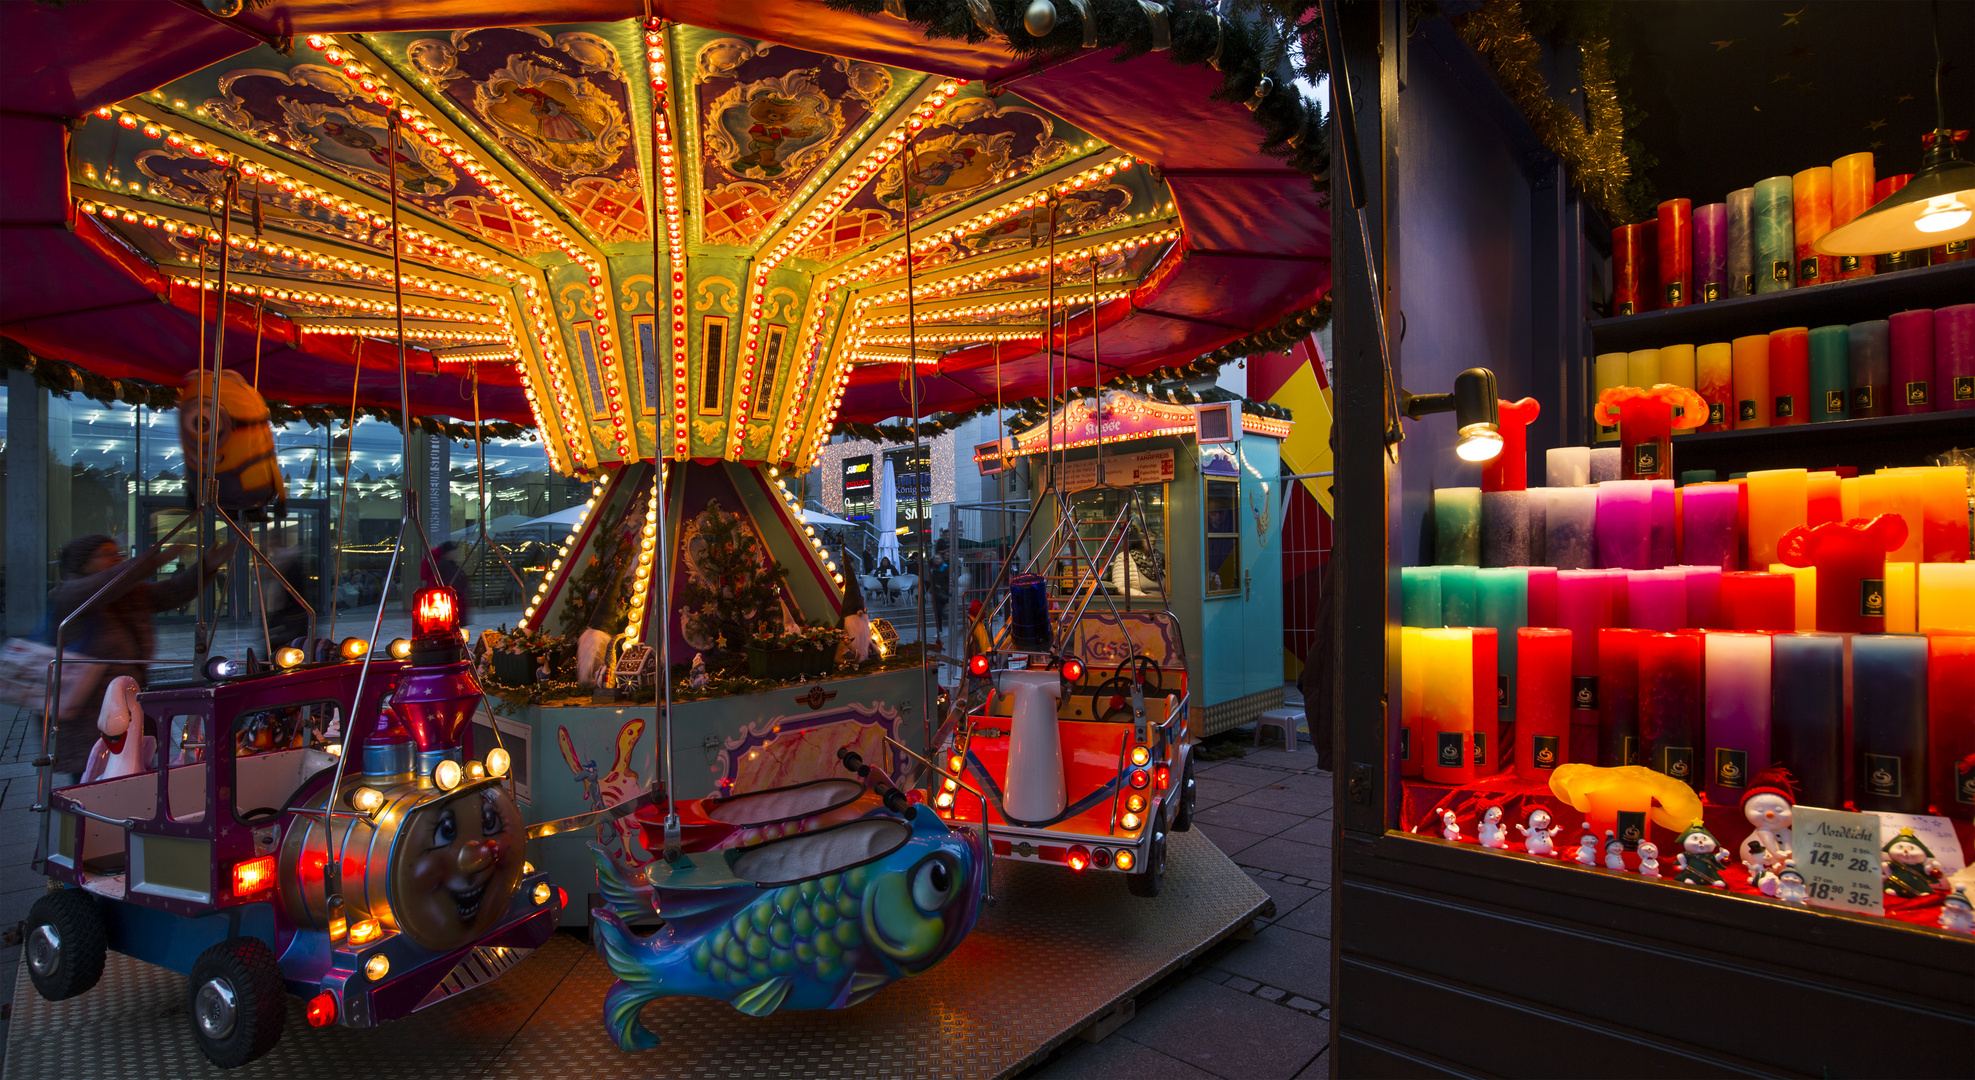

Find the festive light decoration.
[{"left": 642, "top": 20, "right": 693, "bottom": 461}]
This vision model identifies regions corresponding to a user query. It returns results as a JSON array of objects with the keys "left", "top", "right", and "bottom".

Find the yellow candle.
[
  {"left": 1768, "top": 563, "right": 1819, "bottom": 630},
  {"left": 1419, "top": 629, "right": 1475, "bottom": 784},
  {"left": 1745, "top": 468, "right": 1808, "bottom": 569},
  {"left": 1595, "top": 352, "right": 1629, "bottom": 443},
  {"left": 1627, "top": 349, "right": 1663, "bottom": 389},
  {"left": 1658, "top": 343, "right": 1697, "bottom": 389},
  {"left": 1885, "top": 562, "right": 1917, "bottom": 632},
  {"left": 1917, "top": 564, "right": 1975, "bottom": 632},
  {"left": 1867, "top": 469, "right": 1925, "bottom": 564}
]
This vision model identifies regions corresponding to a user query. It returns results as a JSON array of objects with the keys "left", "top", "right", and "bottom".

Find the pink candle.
[
  {"left": 1627, "top": 569, "right": 1689, "bottom": 630},
  {"left": 1890, "top": 308, "right": 1936, "bottom": 413},
  {"left": 1526, "top": 566, "right": 1559, "bottom": 627},
  {"left": 1597, "top": 480, "right": 1655, "bottom": 570},
  {"left": 1705, "top": 632, "right": 1772, "bottom": 805},
  {"left": 1939, "top": 303, "right": 1975, "bottom": 411},
  {"left": 1651, "top": 479, "right": 1677, "bottom": 568},
  {"left": 1674, "top": 564, "right": 1723, "bottom": 628},
  {"left": 1680, "top": 482, "right": 1741, "bottom": 571}
]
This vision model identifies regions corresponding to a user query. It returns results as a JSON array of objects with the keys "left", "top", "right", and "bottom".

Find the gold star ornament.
[{"left": 1782, "top": 8, "right": 1807, "bottom": 26}]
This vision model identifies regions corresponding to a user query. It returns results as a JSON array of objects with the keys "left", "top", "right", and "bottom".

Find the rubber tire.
[
  {"left": 187, "top": 937, "right": 287, "bottom": 1069},
  {"left": 1170, "top": 754, "right": 1196, "bottom": 832},
  {"left": 25, "top": 889, "right": 107, "bottom": 1002},
  {"left": 1127, "top": 804, "right": 1168, "bottom": 898}
]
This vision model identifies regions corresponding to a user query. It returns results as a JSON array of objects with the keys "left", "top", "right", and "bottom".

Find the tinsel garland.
[
  {"left": 1, "top": 337, "right": 532, "bottom": 443},
  {"left": 1456, "top": 0, "right": 1635, "bottom": 223}
]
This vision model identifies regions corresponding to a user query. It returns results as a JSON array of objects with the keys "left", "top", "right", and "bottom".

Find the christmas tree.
[{"left": 679, "top": 498, "right": 789, "bottom": 670}]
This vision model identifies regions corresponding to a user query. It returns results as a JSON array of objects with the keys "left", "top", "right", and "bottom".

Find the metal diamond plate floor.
[{"left": 6, "top": 829, "right": 1263, "bottom": 1080}]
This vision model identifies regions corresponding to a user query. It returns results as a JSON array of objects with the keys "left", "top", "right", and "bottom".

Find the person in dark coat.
[{"left": 47, "top": 534, "right": 235, "bottom": 775}]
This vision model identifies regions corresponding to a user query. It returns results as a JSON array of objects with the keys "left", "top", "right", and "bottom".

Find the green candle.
[
  {"left": 1753, "top": 176, "right": 1795, "bottom": 294},
  {"left": 1402, "top": 566, "right": 1443, "bottom": 628},
  {"left": 1808, "top": 324, "right": 1850, "bottom": 422},
  {"left": 1435, "top": 486, "right": 1482, "bottom": 566},
  {"left": 1475, "top": 568, "right": 1529, "bottom": 723},
  {"left": 1440, "top": 565, "right": 1478, "bottom": 626}
]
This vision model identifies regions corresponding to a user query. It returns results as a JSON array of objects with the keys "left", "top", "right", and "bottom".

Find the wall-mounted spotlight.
[{"left": 1401, "top": 368, "right": 1503, "bottom": 462}]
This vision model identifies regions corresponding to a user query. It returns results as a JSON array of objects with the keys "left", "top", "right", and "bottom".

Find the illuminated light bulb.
[
  {"left": 349, "top": 919, "right": 381, "bottom": 945},
  {"left": 350, "top": 787, "right": 384, "bottom": 814},
  {"left": 365, "top": 953, "right": 390, "bottom": 981}
]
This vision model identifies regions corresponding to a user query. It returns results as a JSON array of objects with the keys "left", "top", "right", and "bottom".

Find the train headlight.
[
  {"left": 533, "top": 882, "right": 552, "bottom": 906},
  {"left": 485, "top": 748, "right": 511, "bottom": 778},
  {"left": 365, "top": 954, "right": 390, "bottom": 981},
  {"left": 275, "top": 647, "right": 306, "bottom": 669},
  {"left": 1120, "top": 812, "right": 1143, "bottom": 831},
  {"left": 349, "top": 919, "right": 381, "bottom": 945},
  {"left": 350, "top": 787, "right": 384, "bottom": 814},
  {"left": 339, "top": 637, "right": 369, "bottom": 659},
  {"left": 1129, "top": 745, "right": 1151, "bottom": 767},
  {"left": 466, "top": 760, "right": 486, "bottom": 781},
  {"left": 388, "top": 638, "right": 412, "bottom": 660},
  {"left": 433, "top": 759, "right": 462, "bottom": 791}
]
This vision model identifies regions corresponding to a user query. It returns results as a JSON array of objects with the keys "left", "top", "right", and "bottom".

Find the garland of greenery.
[{"left": 1, "top": 336, "right": 532, "bottom": 443}]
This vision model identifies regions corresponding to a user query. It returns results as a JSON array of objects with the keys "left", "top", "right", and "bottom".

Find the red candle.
[
  {"left": 1929, "top": 634, "right": 1975, "bottom": 820},
  {"left": 1720, "top": 572, "right": 1796, "bottom": 631},
  {"left": 1526, "top": 566, "right": 1559, "bottom": 627},
  {"left": 1873, "top": 175, "right": 1929, "bottom": 274},
  {"left": 1658, "top": 198, "right": 1693, "bottom": 308},
  {"left": 1596, "top": 385, "right": 1709, "bottom": 481},
  {"left": 1768, "top": 327, "right": 1811, "bottom": 426},
  {"left": 1613, "top": 221, "right": 1659, "bottom": 316},
  {"left": 1807, "top": 472, "right": 1842, "bottom": 526},
  {"left": 1516, "top": 628, "right": 1573, "bottom": 780},
  {"left": 1890, "top": 309, "right": 1935, "bottom": 414},
  {"left": 1599, "top": 628, "right": 1650, "bottom": 766},
  {"left": 1639, "top": 630, "right": 1705, "bottom": 790},
  {"left": 1480, "top": 397, "right": 1541, "bottom": 492},
  {"left": 1778, "top": 515, "right": 1909, "bottom": 632},
  {"left": 1472, "top": 627, "right": 1500, "bottom": 775},
  {"left": 1558, "top": 570, "right": 1613, "bottom": 764}
]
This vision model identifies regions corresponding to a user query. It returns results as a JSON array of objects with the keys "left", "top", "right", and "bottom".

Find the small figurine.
[
  {"left": 1672, "top": 821, "right": 1729, "bottom": 888},
  {"left": 1635, "top": 840, "right": 1661, "bottom": 878},
  {"left": 1751, "top": 862, "right": 1780, "bottom": 897},
  {"left": 1602, "top": 831, "right": 1627, "bottom": 871},
  {"left": 1478, "top": 806, "right": 1508, "bottom": 849},
  {"left": 1519, "top": 807, "right": 1560, "bottom": 857},
  {"left": 1574, "top": 824, "right": 1601, "bottom": 867},
  {"left": 688, "top": 652, "right": 710, "bottom": 691},
  {"left": 1939, "top": 889, "right": 1975, "bottom": 934},
  {"left": 1739, "top": 836, "right": 1773, "bottom": 879},
  {"left": 1775, "top": 863, "right": 1808, "bottom": 905},
  {"left": 1439, "top": 809, "right": 1461, "bottom": 842},
  {"left": 1881, "top": 828, "right": 1946, "bottom": 898},
  {"left": 1739, "top": 770, "right": 1796, "bottom": 873}
]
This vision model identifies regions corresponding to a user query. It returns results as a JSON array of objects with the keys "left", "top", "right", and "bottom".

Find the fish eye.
[
  {"left": 910, "top": 855, "right": 957, "bottom": 912},
  {"left": 430, "top": 807, "right": 457, "bottom": 849}
]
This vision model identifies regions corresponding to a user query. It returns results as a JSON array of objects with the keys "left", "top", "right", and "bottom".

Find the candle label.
[
  {"left": 1531, "top": 735, "right": 1561, "bottom": 770},
  {"left": 1881, "top": 251, "right": 1912, "bottom": 271},
  {"left": 1616, "top": 301, "right": 1635, "bottom": 316},
  {"left": 1851, "top": 386, "right": 1874, "bottom": 411},
  {"left": 1796, "top": 806, "right": 1884, "bottom": 917},
  {"left": 1473, "top": 732, "right": 1488, "bottom": 767},
  {"left": 1956, "top": 758, "right": 1975, "bottom": 805},
  {"left": 1708, "top": 401, "right": 1727, "bottom": 426},
  {"left": 1631, "top": 443, "right": 1662, "bottom": 477},
  {"left": 1664, "top": 282, "right": 1684, "bottom": 306},
  {"left": 1739, "top": 273, "right": 1755, "bottom": 294},
  {"left": 1825, "top": 390, "right": 1845, "bottom": 414},
  {"left": 1839, "top": 255, "right": 1862, "bottom": 273},
  {"left": 1955, "top": 377, "right": 1973, "bottom": 402},
  {"left": 1738, "top": 400, "right": 1758, "bottom": 423},
  {"left": 1948, "top": 239, "right": 1971, "bottom": 255},
  {"left": 1798, "top": 257, "right": 1819, "bottom": 283},
  {"left": 1436, "top": 732, "right": 1464, "bottom": 769},
  {"left": 1905, "top": 381, "right": 1929, "bottom": 406},
  {"left": 1714, "top": 747, "right": 1748, "bottom": 789},
  {"left": 1496, "top": 675, "right": 1508, "bottom": 708},
  {"left": 1656, "top": 746, "right": 1696, "bottom": 787},
  {"left": 1773, "top": 395, "right": 1794, "bottom": 419},
  {"left": 1622, "top": 735, "right": 1638, "bottom": 767},
  {"left": 1771, "top": 260, "right": 1790, "bottom": 283},
  {"left": 1863, "top": 753, "right": 1903, "bottom": 798},
  {"left": 1703, "top": 282, "right": 1722, "bottom": 302},
  {"left": 1572, "top": 676, "right": 1599, "bottom": 709},
  {"left": 1615, "top": 810, "right": 1646, "bottom": 850},
  {"left": 1860, "top": 578, "right": 1886, "bottom": 618}
]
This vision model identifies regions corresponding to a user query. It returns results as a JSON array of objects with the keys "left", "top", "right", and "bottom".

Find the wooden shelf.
[
  {"left": 1657, "top": 410, "right": 1973, "bottom": 476},
  {"left": 1587, "top": 260, "right": 1975, "bottom": 352}
]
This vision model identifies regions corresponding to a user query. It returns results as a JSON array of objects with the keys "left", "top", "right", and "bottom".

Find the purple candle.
[
  {"left": 1558, "top": 569, "right": 1614, "bottom": 764},
  {"left": 1694, "top": 202, "right": 1728, "bottom": 302},
  {"left": 1597, "top": 480, "right": 1655, "bottom": 570},
  {"left": 1938, "top": 303, "right": 1975, "bottom": 411},
  {"left": 1704, "top": 631, "right": 1772, "bottom": 805},
  {"left": 1547, "top": 487, "right": 1598, "bottom": 571},
  {"left": 1848, "top": 319, "right": 1891, "bottom": 418},
  {"left": 1772, "top": 632, "right": 1844, "bottom": 808},
  {"left": 1680, "top": 483, "right": 1740, "bottom": 571},
  {"left": 1889, "top": 308, "right": 1935, "bottom": 413},
  {"left": 1650, "top": 479, "right": 1677, "bottom": 568},
  {"left": 1672, "top": 564, "right": 1723, "bottom": 627},
  {"left": 1628, "top": 569, "right": 1688, "bottom": 630}
]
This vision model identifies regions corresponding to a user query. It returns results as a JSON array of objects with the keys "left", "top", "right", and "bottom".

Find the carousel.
[{"left": 3, "top": 0, "right": 1330, "bottom": 1074}]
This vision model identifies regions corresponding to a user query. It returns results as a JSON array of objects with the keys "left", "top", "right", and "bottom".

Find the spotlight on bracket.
[{"left": 1401, "top": 367, "right": 1503, "bottom": 462}]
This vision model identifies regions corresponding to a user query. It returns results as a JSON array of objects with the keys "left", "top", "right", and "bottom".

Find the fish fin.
[
  {"left": 730, "top": 975, "right": 793, "bottom": 1017},
  {"left": 602, "top": 976, "right": 663, "bottom": 1051},
  {"left": 844, "top": 970, "right": 889, "bottom": 1008},
  {"left": 588, "top": 841, "right": 655, "bottom": 922},
  {"left": 593, "top": 910, "right": 664, "bottom": 1051}
]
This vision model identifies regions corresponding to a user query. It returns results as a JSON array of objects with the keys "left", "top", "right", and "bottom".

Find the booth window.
[{"left": 1204, "top": 477, "right": 1240, "bottom": 596}]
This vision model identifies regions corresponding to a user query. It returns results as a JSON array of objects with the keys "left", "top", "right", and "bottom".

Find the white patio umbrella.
[{"left": 802, "top": 508, "right": 855, "bottom": 528}]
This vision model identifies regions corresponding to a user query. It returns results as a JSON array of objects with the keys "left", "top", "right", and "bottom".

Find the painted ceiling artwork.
[{"left": 48, "top": 9, "right": 1325, "bottom": 481}]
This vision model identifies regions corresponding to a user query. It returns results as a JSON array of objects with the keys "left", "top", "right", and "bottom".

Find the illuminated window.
[
  {"left": 634, "top": 314, "right": 658, "bottom": 414},
  {"left": 699, "top": 317, "right": 727, "bottom": 415}
]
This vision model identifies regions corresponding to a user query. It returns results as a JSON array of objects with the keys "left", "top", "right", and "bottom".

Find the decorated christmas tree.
[{"left": 679, "top": 498, "right": 789, "bottom": 670}]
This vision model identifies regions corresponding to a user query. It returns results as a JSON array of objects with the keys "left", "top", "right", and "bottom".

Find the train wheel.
[
  {"left": 1170, "top": 755, "right": 1196, "bottom": 832},
  {"left": 25, "top": 889, "right": 106, "bottom": 1001},
  {"left": 187, "top": 937, "right": 287, "bottom": 1068},
  {"left": 1127, "top": 804, "right": 1168, "bottom": 898}
]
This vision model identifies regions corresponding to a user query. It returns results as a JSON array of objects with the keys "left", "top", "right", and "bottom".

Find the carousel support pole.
[
  {"left": 195, "top": 168, "right": 240, "bottom": 668},
  {"left": 902, "top": 126, "right": 933, "bottom": 753}
]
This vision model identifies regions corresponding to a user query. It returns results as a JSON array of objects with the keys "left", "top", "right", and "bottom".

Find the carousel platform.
[{"left": 4, "top": 829, "right": 1263, "bottom": 1080}]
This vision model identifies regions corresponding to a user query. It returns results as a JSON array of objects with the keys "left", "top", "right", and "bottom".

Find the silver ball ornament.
[{"left": 1024, "top": 0, "right": 1058, "bottom": 37}]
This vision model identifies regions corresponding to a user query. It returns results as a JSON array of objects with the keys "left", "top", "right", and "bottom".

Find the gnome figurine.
[
  {"left": 1478, "top": 806, "right": 1508, "bottom": 849},
  {"left": 1881, "top": 828, "right": 1945, "bottom": 898},
  {"left": 1673, "top": 821, "right": 1730, "bottom": 888}
]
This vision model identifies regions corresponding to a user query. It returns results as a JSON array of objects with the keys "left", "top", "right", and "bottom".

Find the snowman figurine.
[
  {"left": 1673, "top": 821, "right": 1730, "bottom": 888},
  {"left": 1775, "top": 863, "right": 1808, "bottom": 905},
  {"left": 1574, "top": 824, "right": 1601, "bottom": 867},
  {"left": 1881, "top": 828, "right": 1945, "bottom": 898},
  {"left": 1602, "top": 831, "right": 1627, "bottom": 872},
  {"left": 1439, "top": 809, "right": 1461, "bottom": 842},
  {"left": 1519, "top": 808, "right": 1560, "bottom": 857},
  {"left": 1939, "top": 889, "right": 1975, "bottom": 934},
  {"left": 1739, "top": 774, "right": 1795, "bottom": 873},
  {"left": 1636, "top": 840, "right": 1661, "bottom": 878},
  {"left": 1750, "top": 860, "right": 1781, "bottom": 897},
  {"left": 1478, "top": 806, "right": 1508, "bottom": 849}
]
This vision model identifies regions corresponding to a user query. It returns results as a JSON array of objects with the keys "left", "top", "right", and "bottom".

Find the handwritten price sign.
[{"left": 1794, "top": 805, "right": 1883, "bottom": 917}]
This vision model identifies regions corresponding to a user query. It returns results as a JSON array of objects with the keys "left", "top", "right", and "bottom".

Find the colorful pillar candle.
[
  {"left": 1658, "top": 343, "right": 1698, "bottom": 390},
  {"left": 1658, "top": 198, "right": 1693, "bottom": 307},
  {"left": 1526, "top": 566, "right": 1559, "bottom": 627},
  {"left": 1627, "top": 569, "right": 1688, "bottom": 630},
  {"left": 1675, "top": 564, "right": 1723, "bottom": 628},
  {"left": 1745, "top": 468, "right": 1808, "bottom": 568},
  {"left": 1481, "top": 491, "right": 1530, "bottom": 568},
  {"left": 1599, "top": 628, "right": 1649, "bottom": 766},
  {"left": 1874, "top": 174, "right": 1930, "bottom": 274},
  {"left": 1753, "top": 176, "right": 1795, "bottom": 293},
  {"left": 1768, "top": 326, "right": 1811, "bottom": 426},
  {"left": 1516, "top": 628, "right": 1573, "bottom": 781},
  {"left": 1778, "top": 515, "right": 1908, "bottom": 632},
  {"left": 1435, "top": 487, "right": 1482, "bottom": 566},
  {"left": 1652, "top": 479, "right": 1678, "bottom": 570},
  {"left": 1439, "top": 564, "right": 1478, "bottom": 627},
  {"left": 1806, "top": 472, "right": 1842, "bottom": 526},
  {"left": 1594, "top": 352, "right": 1628, "bottom": 442},
  {"left": 1792, "top": 166, "right": 1836, "bottom": 287},
  {"left": 1885, "top": 562, "right": 1918, "bottom": 631},
  {"left": 1938, "top": 303, "right": 1975, "bottom": 410},
  {"left": 1934, "top": 235, "right": 1972, "bottom": 265},
  {"left": 1767, "top": 563, "right": 1818, "bottom": 631},
  {"left": 1860, "top": 471, "right": 1925, "bottom": 564},
  {"left": 1597, "top": 480, "right": 1655, "bottom": 570},
  {"left": 1547, "top": 487, "right": 1599, "bottom": 571},
  {"left": 1694, "top": 202, "right": 1728, "bottom": 301},
  {"left": 1732, "top": 334, "right": 1773, "bottom": 428},
  {"left": 1590, "top": 448, "right": 1623, "bottom": 484},
  {"left": 1720, "top": 572, "right": 1797, "bottom": 631},
  {"left": 1727, "top": 187, "right": 1756, "bottom": 297},
  {"left": 1639, "top": 631, "right": 1704, "bottom": 789},
  {"left": 1772, "top": 633, "right": 1845, "bottom": 808},
  {"left": 1558, "top": 570, "right": 1613, "bottom": 764},
  {"left": 1595, "top": 385, "right": 1708, "bottom": 482},
  {"left": 1889, "top": 308, "right": 1935, "bottom": 413},
  {"left": 1704, "top": 632, "right": 1772, "bottom": 804},
  {"left": 1917, "top": 563, "right": 1975, "bottom": 632},
  {"left": 1807, "top": 325, "right": 1850, "bottom": 422},
  {"left": 1612, "top": 221, "right": 1657, "bottom": 315},
  {"left": 1627, "top": 350, "right": 1662, "bottom": 389},
  {"left": 1695, "top": 342, "right": 1735, "bottom": 430},
  {"left": 1547, "top": 446, "right": 1590, "bottom": 487},
  {"left": 1912, "top": 465, "right": 1969, "bottom": 562},
  {"left": 1419, "top": 628, "right": 1476, "bottom": 785},
  {"left": 1847, "top": 319, "right": 1891, "bottom": 417},
  {"left": 1400, "top": 627, "right": 1425, "bottom": 777},
  {"left": 1680, "top": 482, "right": 1741, "bottom": 571},
  {"left": 1602, "top": 567, "right": 1631, "bottom": 627},
  {"left": 1475, "top": 569, "right": 1527, "bottom": 730},
  {"left": 1527, "top": 491, "right": 1549, "bottom": 565},
  {"left": 1481, "top": 397, "right": 1541, "bottom": 492},
  {"left": 1472, "top": 627, "right": 1500, "bottom": 775},
  {"left": 1829, "top": 151, "right": 1876, "bottom": 280},
  {"left": 1401, "top": 566, "right": 1442, "bottom": 628},
  {"left": 1851, "top": 634, "right": 1930, "bottom": 813},
  {"left": 1928, "top": 634, "right": 1975, "bottom": 821}
]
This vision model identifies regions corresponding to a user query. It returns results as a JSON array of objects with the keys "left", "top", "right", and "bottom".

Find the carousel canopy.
[{"left": 1, "top": 1, "right": 1329, "bottom": 476}]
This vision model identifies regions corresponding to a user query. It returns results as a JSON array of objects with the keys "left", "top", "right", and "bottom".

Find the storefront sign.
[
  {"left": 1794, "top": 805, "right": 1884, "bottom": 917},
  {"left": 1051, "top": 449, "right": 1176, "bottom": 492}
]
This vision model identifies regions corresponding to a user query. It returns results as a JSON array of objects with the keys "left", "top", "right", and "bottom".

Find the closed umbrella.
[{"left": 876, "top": 457, "right": 901, "bottom": 571}]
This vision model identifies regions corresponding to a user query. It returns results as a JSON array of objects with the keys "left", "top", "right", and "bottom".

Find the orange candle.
[
  {"left": 1732, "top": 334, "right": 1772, "bottom": 428},
  {"left": 1695, "top": 342, "right": 1734, "bottom": 430},
  {"left": 1830, "top": 151, "right": 1876, "bottom": 279},
  {"left": 1792, "top": 166, "right": 1836, "bottom": 286},
  {"left": 1745, "top": 468, "right": 1808, "bottom": 569}
]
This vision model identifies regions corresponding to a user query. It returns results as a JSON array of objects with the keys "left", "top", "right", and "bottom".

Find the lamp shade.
[{"left": 1814, "top": 152, "right": 1975, "bottom": 256}]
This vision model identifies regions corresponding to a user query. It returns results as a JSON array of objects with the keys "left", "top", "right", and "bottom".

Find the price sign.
[{"left": 1794, "top": 805, "right": 1883, "bottom": 917}]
